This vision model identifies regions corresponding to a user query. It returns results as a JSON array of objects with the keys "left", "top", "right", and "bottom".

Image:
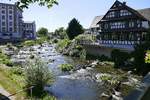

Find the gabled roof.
[
  {"left": 137, "top": 8, "right": 150, "bottom": 21},
  {"left": 97, "top": 0, "right": 149, "bottom": 24},
  {"left": 90, "top": 15, "right": 103, "bottom": 28},
  {"left": 90, "top": 1, "right": 150, "bottom": 28}
]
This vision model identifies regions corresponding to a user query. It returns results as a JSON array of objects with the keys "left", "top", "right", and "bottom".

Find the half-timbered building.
[{"left": 90, "top": 0, "right": 150, "bottom": 53}]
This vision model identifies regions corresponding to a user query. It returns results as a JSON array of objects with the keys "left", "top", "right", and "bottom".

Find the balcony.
[{"left": 97, "top": 40, "right": 135, "bottom": 51}]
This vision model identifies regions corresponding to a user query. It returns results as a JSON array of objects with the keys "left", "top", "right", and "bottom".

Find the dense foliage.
[
  {"left": 56, "top": 39, "right": 71, "bottom": 52},
  {"left": 0, "top": 49, "right": 13, "bottom": 66},
  {"left": 133, "top": 42, "right": 150, "bottom": 75},
  {"left": 14, "top": 0, "right": 58, "bottom": 9},
  {"left": 74, "top": 34, "right": 96, "bottom": 44},
  {"left": 145, "top": 50, "right": 150, "bottom": 63},
  {"left": 111, "top": 49, "right": 130, "bottom": 68},
  {"left": 53, "top": 27, "right": 68, "bottom": 39},
  {"left": 66, "top": 18, "right": 84, "bottom": 40},
  {"left": 24, "top": 58, "right": 53, "bottom": 97},
  {"left": 37, "top": 27, "right": 48, "bottom": 37}
]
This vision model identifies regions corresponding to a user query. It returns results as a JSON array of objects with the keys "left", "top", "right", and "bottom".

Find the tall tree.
[
  {"left": 10, "top": 0, "right": 58, "bottom": 9},
  {"left": 66, "top": 18, "right": 84, "bottom": 40}
]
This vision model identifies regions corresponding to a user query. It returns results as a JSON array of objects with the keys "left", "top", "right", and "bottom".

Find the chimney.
[{"left": 123, "top": 2, "right": 126, "bottom": 5}]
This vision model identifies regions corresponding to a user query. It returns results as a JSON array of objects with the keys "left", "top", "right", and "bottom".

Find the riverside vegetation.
[
  {"left": 0, "top": 21, "right": 150, "bottom": 100},
  {"left": 0, "top": 28, "right": 56, "bottom": 100}
]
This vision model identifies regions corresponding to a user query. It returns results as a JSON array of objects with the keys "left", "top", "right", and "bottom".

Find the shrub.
[
  {"left": 37, "top": 27, "right": 48, "bottom": 37},
  {"left": 0, "top": 50, "right": 13, "bottom": 67},
  {"left": 145, "top": 50, "right": 150, "bottom": 63},
  {"left": 79, "top": 49, "right": 86, "bottom": 60},
  {"left": 133, "top": 42, "right": 150, "bottom": 75},
  {"left": 74, "top": 34, "right": 95, "bottom": 44},
  {"left": 111, "top": 49, "right": 130, "bottom": 68},
  {"left": 4, "top": 60, "right": 13, "bottom": 67},
  {"left": 24, "top": 58, "right": 53, "bottom": 97},
  {"left": 6, "top": 43, "right": 13, "bottom": 49},
  {"left": 59, "top": 64, "right": 73, "bottom": 71},
  {"left": 52, "top": 39, "right": 58, "bottom": 43},
  {"left": 11, "top": 67, "right": 23, "bottom": 75},
  {"left": 56, "top": 39, "right": 71, "bottom": 52},
  {"left": 23, "top": 40, "right": 35, "bottom": 46}
]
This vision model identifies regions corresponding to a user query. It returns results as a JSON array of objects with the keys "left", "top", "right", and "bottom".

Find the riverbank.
[
  {"left": 0, "top": 65, "right": 25, "bottom": 100},
  {"left": 0, "top": 41, "right": 144, "bottom": 100},
  {"left": 0, "top": 42, "right": 56, "bottom": 100}
]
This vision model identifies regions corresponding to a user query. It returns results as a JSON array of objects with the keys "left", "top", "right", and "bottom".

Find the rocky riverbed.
[{"left": 1, "top": 43, "right": 142, "bottom": 100}]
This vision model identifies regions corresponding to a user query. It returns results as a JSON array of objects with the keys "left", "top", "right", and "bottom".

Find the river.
[
  {"left": 33, "top": 43, "right": 103, "bottom": 100},
  {"left": 11, "top": 43, "right": 105, "bottom": 100}
]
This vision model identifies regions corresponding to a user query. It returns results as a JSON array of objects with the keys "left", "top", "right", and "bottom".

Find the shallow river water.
[
  {"left": 13, "top": 44, "right": 103, "bottom": 100},
  {"left": 38, "top": 44, "right": 103, "bottom": 100}
]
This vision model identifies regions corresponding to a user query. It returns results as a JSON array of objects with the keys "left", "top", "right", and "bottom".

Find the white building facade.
[{"left": 0, "top": 3, "right": 36, "bottom": 42}]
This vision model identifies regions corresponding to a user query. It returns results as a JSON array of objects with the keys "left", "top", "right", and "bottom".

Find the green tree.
[
  {"left": 66, "top": 18, "right": 84, "bottom": 40},
  {"left": 24, "top": 58, "right": 53, "bottom": 97},
  {"left": 133, "top": 29, "right": 150, "bottom": 75},
  {"left": 37, "top": 27, "right": 48, "bottom": 37},
  {"left": 111, "top": 49, "right": 130, "bottom": 68},
  {"left": 12, "top": 0, "right": 58, "bottom": 9},
  {"left": 54, "top": 27, "right": 68, "bottom": 39},
  {"left": 133, "top": 42, "right": 150, "bottom": 75}
]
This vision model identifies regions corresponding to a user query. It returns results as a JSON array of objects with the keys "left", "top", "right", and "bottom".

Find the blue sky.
[{"left": 2, "top": 0, "right": 150, "bottom": 32}]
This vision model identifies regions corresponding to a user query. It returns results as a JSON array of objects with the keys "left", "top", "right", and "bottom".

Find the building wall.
[
  {"left": 83, "top": 43, "right": 133, "bottom": 58},
  {"left": 0, "top": 3, "right": 23, "bottom": 40},
  {"left": 23, "top": 21, "right": 36, "bottom": 39}
]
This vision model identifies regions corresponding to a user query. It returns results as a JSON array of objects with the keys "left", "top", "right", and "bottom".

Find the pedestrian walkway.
[{"left": 0, "top": 85, "right": 15, "bottom": 100}]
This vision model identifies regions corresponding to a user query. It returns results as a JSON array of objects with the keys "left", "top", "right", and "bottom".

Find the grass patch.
[
  {"left": 0, "top": 65, "right": 25, "bottom": 100},
  {"left": 21, "top": 36, "right": 51, "bottom": 47},
  {"left": 120, "top": 84, "right": 135, "bottom": 97},
  {"left": 59, "top": 64, "right": 73, "bottom": 71},
  {"left": 95, "top": 62, "right": 124, "bottom": 75}
]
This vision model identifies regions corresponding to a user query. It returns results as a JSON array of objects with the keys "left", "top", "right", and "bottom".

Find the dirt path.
[{"left": 0, "top": 85, "right": 15, "bottom": 100}]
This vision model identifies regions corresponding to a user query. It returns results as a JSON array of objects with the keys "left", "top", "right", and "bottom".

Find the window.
[
  {"left": 137, "top": 20, "right": 141, "bottom": 28},
  {"left": 9, "top": 10, "right": 13, "bottom": 14},
  {"left": 142, "top": 21, "right": 149, "bottom": 28},
  {"left": 9, "top": 22, "right": 13, "bottom": 26},
  {"left": 110, "top": 22, "right": 125, "bottom": 29},
  {"left": 106, "top": 11, "right": 115, "bottom": 18},
  {"left": 120, "top": 10, "right": 132, "bottom": 16},
  {"left": 2, "top": 27, "right": 6, "bottom": 32},
  {"left": 9, "top": 27, "right": 13, "bottom": 32},
  {"left": 129, "top": 21, "right": 134, "bottom": 28},
  {"left": 2, "top": 10, "right": 5, "bottom": 14},
  {"left": 9, "top": 16, "right": 12, "bottom": 20},
  {"left": 2, "top": 15, "right": 5, "bottom": 20},
  {"left": 9, "top": 6, "right": 13, "bottom": 9},
  {"left": 2, "top": 22, "right": 5, "bottom": 26},
  {"left": 2, "top": 6, "right": 5, "bottom": 9},
  {"left": 104, "top": 23, "right": 108, "bottom": 29}
]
